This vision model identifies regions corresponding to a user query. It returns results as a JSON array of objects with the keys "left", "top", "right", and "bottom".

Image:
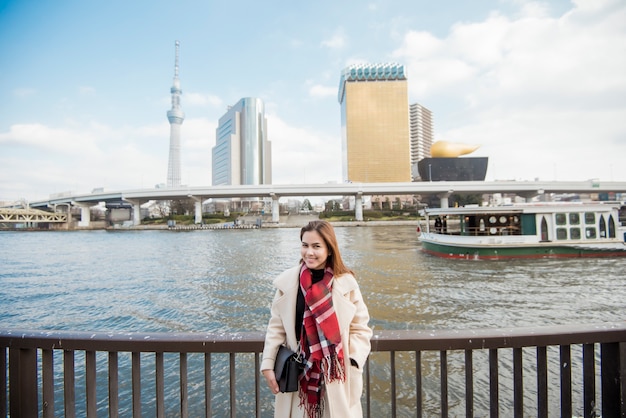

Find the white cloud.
[
  {"left": 0, "top": 123, "right": 101, "bottom": 155},
  {"left": 308, "top": 84, "right": 336, "bottom": 98},
  {"left": 266, "top": 114, "right": 341, "bottom": 185},
  {"left": 392, "top": 0, "right": 626, "bottom": 181},
  {"left": 180, "top": 118, "right": 215, "bottom": 186},
  {"left": 185, "top": 92, "right": 223, "bottom": 108},
  {"left": 321, "top": 29, "right": 348, "bottom": 49}
]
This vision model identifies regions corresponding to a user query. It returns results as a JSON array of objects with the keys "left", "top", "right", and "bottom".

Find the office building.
[
  {"left": 166, "top": 41, "right": 184, "bottom": 188},
  {"left": 212, "top": 97, "right": 272, "bottom": 186},
  {"left": 338, "top": 63, "right": 411, "bottom": 183},
  {"left": 410, "top": 103, "right": 434, "bottom": 180}
]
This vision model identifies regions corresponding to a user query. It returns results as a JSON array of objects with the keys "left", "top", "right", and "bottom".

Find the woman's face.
[{"left": 301, "top": 230, "right": 329, "bottom": 270}]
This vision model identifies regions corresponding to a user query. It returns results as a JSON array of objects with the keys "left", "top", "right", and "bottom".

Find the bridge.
[
  {"left": 0, "top": 207, "right": 67, "bottom": 226},
  {"left": 7, "top": 180, "right": 626, "bottom": 227}
]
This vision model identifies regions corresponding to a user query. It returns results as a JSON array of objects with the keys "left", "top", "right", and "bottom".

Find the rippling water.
[{"left": 1, "top": 226, "right": 624, "bottom": 416}]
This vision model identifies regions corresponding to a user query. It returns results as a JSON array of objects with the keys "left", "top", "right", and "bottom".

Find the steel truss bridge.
[
  {"left": 0, "top": 208, "right": 67, "bottom": 225},
  {"left": 5, "top": 180, "right": 626, "bottom": 227}
]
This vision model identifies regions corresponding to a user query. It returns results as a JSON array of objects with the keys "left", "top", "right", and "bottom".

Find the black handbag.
[{"left": 274, "top": 345, "right": 304, "bottom": 393}]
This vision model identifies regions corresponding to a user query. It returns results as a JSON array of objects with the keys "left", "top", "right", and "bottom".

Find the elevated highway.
[{"left": 16, "top": 180, "right": 626, "bottom": 226}]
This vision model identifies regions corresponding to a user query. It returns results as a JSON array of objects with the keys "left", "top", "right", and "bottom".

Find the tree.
[
  {"left": 170, "top": 199, "right": 195, "bottom": 216},
  {"left": 325, "top": 200, "right": 341, "bottom": 212}
]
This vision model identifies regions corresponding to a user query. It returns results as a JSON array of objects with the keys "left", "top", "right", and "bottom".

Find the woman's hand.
[{"left": 262, "top": 369, "right": 280, "bottom": 395}]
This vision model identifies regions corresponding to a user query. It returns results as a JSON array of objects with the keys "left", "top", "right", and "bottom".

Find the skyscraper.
[
  {"left": 409, "top": 103, "right": 434, "bottom": 180},
  {"left": 166, "top": 41, "right": 184, "bottom": 188},
  {"left": 212, "top": 97, "right": 271, "bottom": 186},
  {"left": 338, "top": 63, "right": 411, "bottom": 183}
]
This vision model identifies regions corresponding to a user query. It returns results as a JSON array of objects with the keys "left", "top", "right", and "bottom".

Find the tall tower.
[
  {"left": 166, "top": 40, "right": 184, "bottom": 188},
  {"left": 409, "top": 103, "right": 434, "bottom": 180},
  {"left": 338, "top": 63, "right": 411, "bottom": 183},
  {"left": 212, "top": 97, "right": 272, "bottom": 186}
]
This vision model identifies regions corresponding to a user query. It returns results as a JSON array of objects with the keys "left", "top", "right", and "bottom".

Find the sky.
[{"left": 1, "top": 0, "right": 625, "bottom": 203}]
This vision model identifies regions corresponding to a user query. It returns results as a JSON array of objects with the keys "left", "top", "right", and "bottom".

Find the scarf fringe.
[
  {"left": 322, "top": 354, "right": 345, "bottom": 383},
  {"left": 300, "top": 392, "right": 323, "bottom": 418},
  {"left": 299, "top": 354, "right": 345, "bottom": 418}
]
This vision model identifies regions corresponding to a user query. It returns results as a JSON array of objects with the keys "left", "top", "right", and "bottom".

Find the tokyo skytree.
[{"left": 166, "top": 40, "right": 184, "bottom": 188}]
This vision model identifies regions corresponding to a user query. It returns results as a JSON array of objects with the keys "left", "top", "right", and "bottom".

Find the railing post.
[
  {"left": 109, "top": 352, "right": 119, "bottom": 418},
  {"left": 64, "top": 350, "right": 76, "bottom": 418},
  {"left": 513, "top": 347, "right": 523, "bottom": 417},
  {"left": 537, "top": 346, "right": 548, "bottom": 418},
  {"left": 489, "top": 349, "right": 499, "bottom": 418},
  {"left": 9, "top": 348, "right": 38, "bottom": 418},
  {"left": 465, "top": 349, "right": 473, "bottom": 418},
  {"left": 583, "top": 344, "right": 597, "bottom": 418},
  {"left": 42, "top": 349, "right": 55, "bottom": 418},
  {"left": 440, "top": 350, "right": 448, "bottom": 416},
  {"left": 1, "top": 347, "right": 7, "bottom": 418},
  {"left": 132, "top": 352, "right": 141, "bottom": 417},
  {"left": 600, "top": 342, "right": 622, "bottom": 417},
  {"left": 560, "top": 345, "right": 572, "bottom": 417}
]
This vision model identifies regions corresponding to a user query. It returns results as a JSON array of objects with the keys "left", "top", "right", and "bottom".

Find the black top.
[{"left": 295, "top": 268, "right": 325, "bottom": 339}]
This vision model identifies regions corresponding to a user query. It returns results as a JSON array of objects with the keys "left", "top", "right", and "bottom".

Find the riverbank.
[
  {"left": 107, "top": 213, "right": 419, "bottom": 230},
  {"left": 139, "top": 216, "right": 419, "bottom": 230}
]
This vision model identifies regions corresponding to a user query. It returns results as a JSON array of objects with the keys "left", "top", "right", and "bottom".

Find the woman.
[{"left": 261, "top": 220, "right": 372, "bottom": 417}]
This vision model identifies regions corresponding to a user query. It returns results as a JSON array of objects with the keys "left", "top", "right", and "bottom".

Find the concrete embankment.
[
  {"left": 165, "top": 214, "right": 419, "bottom": 230},
  {"left": 119, "top": 214, "right": 419, "bottom": 230}
]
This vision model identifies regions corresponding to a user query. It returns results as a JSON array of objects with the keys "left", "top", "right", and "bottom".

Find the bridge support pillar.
[
  {"left": 51, "top": 203, "right": 72, "bottom": 229},
  {"left": 270, "top": 194, "right": 280, "bottom": 223},
  {"left": 133, "top": 205, "right": 141, "bottom": 226},
  {"left": 72, "top": 203, "right": 91, "bottom": 227},
  {"left": 195, "top": 201, "right": 202, "bottom": 224},
  {"left": 123, "top": 199, "right": 143, "bottom": 226},
  {"left": 437, "top": 191, "right": 453, "bottom": 208},
  {"left": 355, "top": 193, "right": 363, "bottom": 221},
  {"left": 186, "top": 196, "right": 203, "bottom": 224}
]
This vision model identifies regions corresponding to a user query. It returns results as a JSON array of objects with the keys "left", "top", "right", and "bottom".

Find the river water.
[{"left": 1, "top": 226, "right": 625, "bottom": 416}]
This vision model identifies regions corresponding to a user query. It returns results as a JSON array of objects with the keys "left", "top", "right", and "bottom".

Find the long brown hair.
[{"left": 300, "top": 220, "right": 354, "bottom": 277}]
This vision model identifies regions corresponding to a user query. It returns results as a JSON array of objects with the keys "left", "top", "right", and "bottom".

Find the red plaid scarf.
[{"left": 298, "top": 263, "right": 345, "bottom": 418}]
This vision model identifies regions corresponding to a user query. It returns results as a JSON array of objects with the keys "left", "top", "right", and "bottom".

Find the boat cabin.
[{"left": 422, "top": 203, "right": 623, "bottom": 242}]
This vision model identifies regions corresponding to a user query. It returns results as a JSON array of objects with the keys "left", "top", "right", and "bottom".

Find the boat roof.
[{"left": 422, "top": 202, "right": 623, "bottom": 216}]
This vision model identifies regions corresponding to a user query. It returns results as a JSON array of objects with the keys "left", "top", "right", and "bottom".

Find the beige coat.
[{"left": 261, "top": 265, "right": 373, "bottom": 417}]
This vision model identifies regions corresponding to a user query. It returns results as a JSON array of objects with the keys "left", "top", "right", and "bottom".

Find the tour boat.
[{"left": 418, "top": 202, "right": 626, "bottom": 259}]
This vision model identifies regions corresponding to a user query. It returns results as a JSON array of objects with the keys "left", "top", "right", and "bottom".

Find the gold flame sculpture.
[{"left": 430, "top": 141, "right": 480, "bottom": 158}]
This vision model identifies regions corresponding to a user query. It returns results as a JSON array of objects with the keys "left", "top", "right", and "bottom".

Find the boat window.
[
  {"left": 584, "top": 212, "right": 595, "bottom": 224},
  {"left": 555, "top": 213, "right": 567, "bottom": 225},
  {"left": 609, "top": 215, "right": 616, "bottom": 238},
  {"left": 570, "top": 227, "right": 581, "bottom": 240},
  {"left": 586, "top": 227, "right": 597, "bottom": 239},
  {"left": 569, "top": 213, "right": 580, "bottom": 225},
  {"left": 499, "top": 216, "right": 507, "bottom": 224},
  {"left": 556, "top": 228, "right": 568, "bottom": 240},
  {"left": 489, "top": 216, "right": 497, "bottom": 224},
  {"left": 599, "top": 216, "right": 607, "bottom": 238}
]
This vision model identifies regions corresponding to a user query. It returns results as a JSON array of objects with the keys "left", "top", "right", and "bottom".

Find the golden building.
[{"left": 338, "top": 63, "right": 411, "bottom": 183}]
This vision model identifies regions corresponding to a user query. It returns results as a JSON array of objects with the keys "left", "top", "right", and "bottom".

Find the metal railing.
[{"left": 2, "top": 323, "right": 625, "bottom": 417}]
